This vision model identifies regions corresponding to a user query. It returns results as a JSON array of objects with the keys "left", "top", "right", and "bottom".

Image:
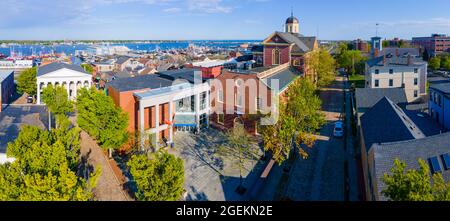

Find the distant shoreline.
[{"left": 0, "top": 40, "right": 262, "bottom": 45}]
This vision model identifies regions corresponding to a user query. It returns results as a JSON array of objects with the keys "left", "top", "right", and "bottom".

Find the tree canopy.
[
  {"left": 128, "top": 150, "right": 184, "bottom": 201},
  {"left": 81, "top": 64, "right": 94, "bottom": 74},
  {"left": 336, "top": 44, "right": 367, "bottom": 75},
  {"left": 382, "top": 159, "right": 450, "bottom": 201},
  {"left": 428, "top": 55, "right": 450, "bottom": 71},
  {"left": 76, "top": 87, "right": 129, "bottom": 150},
  {"left": 307, "top": 48, "right": 337, "bottom": 88},
  {"left": 261, "top": 78, "right": 324, "bottom": 164},
  {"left": 17, "top": 67, "right": 37, "bottom": 96},
  {"left": 42, "top": 84, "right": 74, "bottom": 116},
  {"left": 0, "top": 116, "right": 100, "bottom": 201}
]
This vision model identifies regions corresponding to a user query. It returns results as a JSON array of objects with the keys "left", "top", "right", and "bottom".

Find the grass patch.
[{"left": 349, "top": 74, "right": 365, "bottom": 88}]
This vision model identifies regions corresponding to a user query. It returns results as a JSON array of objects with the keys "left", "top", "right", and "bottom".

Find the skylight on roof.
[
  {"left": 441, "top": 153, "right": 450, "bottom": 170},
  {"left": 429, "top": 157, "right": 442, "bottom": 174}
]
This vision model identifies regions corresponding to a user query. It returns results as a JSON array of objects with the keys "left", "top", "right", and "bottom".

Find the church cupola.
[{"left": 285, "top": 10, "right": 299, "bottom": 34}]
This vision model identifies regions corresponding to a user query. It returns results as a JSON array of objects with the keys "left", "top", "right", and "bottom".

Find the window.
[
  {"left": 256, "top": 97, "right": 263, "bottom": 111},
  {"left": 217, "top": 114, "right": 224, "bottom": 125},
  {"left": 200, "top": 92, "right": 207, "bottom": 110},
  {"left": 430, "top": 92, "right": 434, "bottom": 102},
  {"left": 414, "top": 78, "right": 418, "bottom": 86},
  {"left": 414, "top": 90, "right": 418, "bottom": 98},
  {"left": 389, "top": 79, "right": 393, "bottom": 87},
  {"left": 235, "top": 93, "right": 243, "bottom": 107},
  {"left": 375, "top": 69, "right": 379, "bottom": 74},
  {"left": 438, "top": 95, "right": 442, "bottom": 107},
  {"left": 389, "top": 69, "right": 394, "bottom": 74},
  {"left": 217, "top": 89, "right": 224, "bottom": 103},
  {"left": 414, "top": 68, "right": 418, "bottom": 73},
  {"left": 374, "top": 80, "right": 379, "bottom": 87},
  {"left": 272, "top": 48, "right": 281, "bottom": 65}
]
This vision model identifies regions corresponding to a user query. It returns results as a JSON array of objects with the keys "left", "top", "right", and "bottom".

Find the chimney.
[
  {"left": 374, "top": 48, "right": 379, "bottom": 57},
  {"left": 395, "top": 48, "right": 399, "bottom": 57},
  {"left": 407, "top": 55, "right": 412, "bottom": 65},
  {"left": 383, "top": 52, "right": 387, "bottom": 64}
]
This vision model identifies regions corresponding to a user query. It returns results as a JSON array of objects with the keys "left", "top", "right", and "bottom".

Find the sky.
[{"left": 1, "top": 0, "right": 450, "bottom": 40}]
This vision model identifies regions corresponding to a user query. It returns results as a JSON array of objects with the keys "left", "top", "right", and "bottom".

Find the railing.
[{"left": 256, "top": 62, "right": 290, "bottom": 79}]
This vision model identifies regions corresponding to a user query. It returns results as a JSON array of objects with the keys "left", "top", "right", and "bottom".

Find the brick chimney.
[
  {"left": 395, "top": 48, "right": 399, "bottom": 57},
  {"left": 383, "top": 52, "right": 387, "bottom": 64},
  {"left": 407, "top": 55, "right": 412, "bottom": 65}
]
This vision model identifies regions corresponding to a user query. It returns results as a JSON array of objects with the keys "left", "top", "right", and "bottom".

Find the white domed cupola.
[{"left": 285, "top": 10, "right": 299, "bottom": 34}]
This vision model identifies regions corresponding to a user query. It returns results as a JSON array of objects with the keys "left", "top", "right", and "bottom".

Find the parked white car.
[{"left": 333, "top": 121, "right": 344, "bottom": 138}]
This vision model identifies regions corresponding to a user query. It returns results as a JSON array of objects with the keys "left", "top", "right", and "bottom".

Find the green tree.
[
  {"left": 308, "top": 48, "right": 337, "bottom": 88},
  {"left": 42, "top": 84, "right": 74, "bottom": 116},
  {"left": 440, "top": 56, "right": 450, "bottom": 70},
  {"left": 217, "top": 123, "right": 259, "bottom": 190},
  {"left": 261, "top": 78, "right": 324, "bottom": 164},
  {"left": 128, "top": 151, "right": 184, "bottom": 201},
  {"left": 382, "top": 159, "right": 450, "bottom": 201},
  {"left": 76, "top": 87, "right": 129, "bottom": 153},
  {"left": 81, "top": 64, "right": 94, "bottom": 74},
  {"left": 429, "top": 57, "right": 441, "bottom": 70},
  {"left": 0, "top": 117, "right": 101, "bottom": 201},
  {"left": 17, "top": 67, "right": 37, "bottom": 96}
]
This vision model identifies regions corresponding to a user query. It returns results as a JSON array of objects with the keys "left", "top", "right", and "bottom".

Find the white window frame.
[{"left": 217, "top": 89, "right": 224, "bottom": 103}]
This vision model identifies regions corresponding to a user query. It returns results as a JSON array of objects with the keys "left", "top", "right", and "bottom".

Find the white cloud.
[{"left": 164, "top": 7, "right": 182, "bottom": 13}]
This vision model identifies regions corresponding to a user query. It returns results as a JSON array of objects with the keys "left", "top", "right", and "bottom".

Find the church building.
[{"left": 252, "top": 12, "right": 318, "bottom": 77}]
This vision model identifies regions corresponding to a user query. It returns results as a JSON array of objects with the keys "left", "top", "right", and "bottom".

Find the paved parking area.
[
  {"left": 0, "top": 105, "right": 49, "bottom": 153},
  {"left": 170, "top": 129, "right": 264, "bottom": 201}
]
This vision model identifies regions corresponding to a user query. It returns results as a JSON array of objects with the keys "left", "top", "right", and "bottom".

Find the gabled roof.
[
  {"left": 37, "top": 62, "right": 88, "bottom": 77},
  {"left": 371, "top": 132, "right": 450, "bottom": 201},
  {"left": 360, "top": 97, "right": 424, "bottom": 153},
  {"left": 116, "top": 56, "right": 131, "bottom": 65},
  {"left": 263, "top": 31, "right": 316, "bottom": 54}
]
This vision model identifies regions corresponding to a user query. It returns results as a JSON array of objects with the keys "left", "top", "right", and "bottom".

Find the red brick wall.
[
  {"left": 210, "top": 70, "right": 273, "bottom": 134},
  {"left": 264, "top": 45, "right": 290, "bottom": 66},
  {"left": 200, "top": 66, "right": 223, "bottom": 79}
]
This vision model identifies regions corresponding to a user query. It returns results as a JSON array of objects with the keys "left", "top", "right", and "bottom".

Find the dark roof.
[
  {"left": 381, "top": 48, "right": 420, "bottom": 57},
  {"left": 286, "top": 16, "right": 299, "bottom": 24},
  {"left": 371, "top": 132, "right": 450, "bottom": 201},
  {"left": 37, "top": 62, "right": 87, "bottom": 77},
  {"left": 261, "top": 67, "right": 300, "bottom": 92},
  {"left": 107, "top": 74, "right": 173, "bottom": 92},
  {"left": 355, "top": 88, "right": 408, "bottom": 113},
  {"left": 251, "top": 45, "right": 263, "bottom": 53},
  {"left": 116, "top": 56, "right": 131, "bottom": 65},
  {"left": 429, "top": 82, "right": 450, "bottom": 94},
  {"left": 235, "top": 55, "right": 254, "bottom": 62},
  {"left": 157, "top": 68, "right": 202, "bottom": 84},
  {"left": 360, "top": 97, "right": 417, "bottom": 153},
  {"left": 274, "top": 32, "right": 315, "bottom": 53},
  {"left": 403, "top": 110, "right": 442, "bottom": 137}
]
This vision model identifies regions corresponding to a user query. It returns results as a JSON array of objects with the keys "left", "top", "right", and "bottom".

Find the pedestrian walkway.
[{"left": 69, "top": 115, "right": 132, "bottom": 201}]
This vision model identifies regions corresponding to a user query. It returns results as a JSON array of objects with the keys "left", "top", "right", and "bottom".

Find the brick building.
[
  {"left": 252, "top": 13, "right": 318, "bottom": 77},
  {"left": 210, "top": 63, "right": 300, "bottom": 134},
  {"left": 412, "top": 34, "right": 450, "bottom": 57},
  {"left": 107, "top": 69, "right": 210, "bottom": 148}
]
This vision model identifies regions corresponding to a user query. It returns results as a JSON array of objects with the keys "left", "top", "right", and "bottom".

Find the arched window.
[{"left": 272, "top": 48, "right": 281, "bottom": 65}]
